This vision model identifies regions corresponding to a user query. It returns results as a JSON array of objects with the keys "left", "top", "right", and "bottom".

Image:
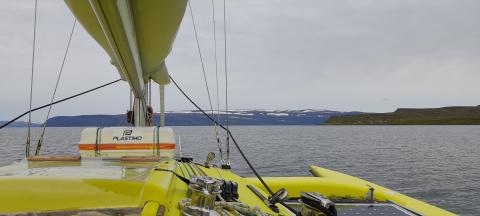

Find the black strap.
[{"left": 154, "top": 168, "right": 190, "bottom": 184}]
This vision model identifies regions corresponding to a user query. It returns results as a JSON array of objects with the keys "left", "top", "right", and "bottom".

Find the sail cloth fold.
[{"left": 64, "top": 0, "right": 187, "bottom": 97}]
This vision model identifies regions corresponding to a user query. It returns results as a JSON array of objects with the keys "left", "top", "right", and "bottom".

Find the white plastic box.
[{"left": 78, "top": 127, "right": 176, "bottom": 158}]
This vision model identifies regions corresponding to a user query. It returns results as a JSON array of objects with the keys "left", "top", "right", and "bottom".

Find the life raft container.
[{"left": 78, "top": 127, "right": 176, "bottom": 158}]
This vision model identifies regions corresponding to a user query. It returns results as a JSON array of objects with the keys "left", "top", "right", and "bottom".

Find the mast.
[
  {"left": 133, "top": 97, "right": 147, "bottom": 126},
  {"left": 86, "top": 0, "right": 147, "bottom": 126}
]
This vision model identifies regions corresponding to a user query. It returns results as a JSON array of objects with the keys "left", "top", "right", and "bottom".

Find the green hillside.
[{"left": 326, "top": 106, "right": 480, "bottom": 125}]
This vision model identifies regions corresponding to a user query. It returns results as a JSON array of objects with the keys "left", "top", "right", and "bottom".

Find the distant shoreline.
[
  {"left": 1, "top": 109, "right": 360, "bottom": 127},
  {"left": 326, "top": 106, "right": 480, "bottom": 125},
  {"left": 4, "top": 106, "right": 480, "bottom": 127}
]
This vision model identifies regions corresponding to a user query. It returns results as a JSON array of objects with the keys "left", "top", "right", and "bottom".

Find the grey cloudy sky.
[{"left": 1, "top": 0, "right": 480, "bottom": 122}]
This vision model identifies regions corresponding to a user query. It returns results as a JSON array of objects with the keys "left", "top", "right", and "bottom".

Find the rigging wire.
[
  {"left": 223, "top": 0, "right": 231, "bottom": 165},
  {"left": 26, "top": 0, "right": 38, "bottom": 157},
  {"left": 35, "top": 19, "right": 77, "bottom": 156},
  {"left": 170, "top": 75, "right": 300, "bottom": 214},
  {"left": 169, "top": 74, "right": 275, "bottom": 195},
  {"left": 188, "top": 1, "right": 223, "bottom": 158},
  {"left": 0, "top": 79, "right": 122, "bottom": 130},
  {"left": 211, "top": 0, "right": 224, "bottom": 163}
]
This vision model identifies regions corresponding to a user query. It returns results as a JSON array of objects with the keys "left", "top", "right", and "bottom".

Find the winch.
[{"left": 181, "top": 176, "right": 223, "bottom": 216}]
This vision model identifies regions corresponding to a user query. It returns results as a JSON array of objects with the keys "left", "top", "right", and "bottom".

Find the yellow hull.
[
  {"left": 0, "top": 159, "right": 290, "bottom": 215},
  {"left": 0, "top": 159, "right": 456, "bottom": 215},
  {"left": 247, "top": 166, "right": 456, "bottom": 216}
]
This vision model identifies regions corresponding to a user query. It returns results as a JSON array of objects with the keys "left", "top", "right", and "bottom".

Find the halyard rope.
[
  {"left": 35, "top": 19, "right": 77, "bottom": 156},
  {"left": 211, "top": 0, "right": 225, "bottom": 165},
  {"left": 223, "top": 0, "right": 231, "bottom": 166},
  {"left": 0, "top": 79, "right": 122, "bottom": 130},
  {"left": 188, "top": 1, "right": 224, "bottom": 163},
  {"left": 169, "top": 75, "right": 275, "bottom": 196},
  {"left": 25, "top": 0, "right": 38, "bottom": 157}
]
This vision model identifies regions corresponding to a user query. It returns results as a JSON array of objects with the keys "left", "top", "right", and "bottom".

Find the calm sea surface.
[{"left": 0, "top": 126, "right": 478, "bottom": 215}]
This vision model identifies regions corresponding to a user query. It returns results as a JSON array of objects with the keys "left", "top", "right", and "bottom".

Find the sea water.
[{"left": 0, "top": 126, "right": 478, "bottom": 216}]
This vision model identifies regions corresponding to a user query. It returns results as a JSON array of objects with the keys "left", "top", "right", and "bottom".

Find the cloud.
[{"left": 1, "top": 0, "right": 480, "bottom": 121}]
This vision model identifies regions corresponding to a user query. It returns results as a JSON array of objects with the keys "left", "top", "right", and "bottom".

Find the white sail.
[
  {"left": 64, "top": 0, "right": 187, "bottom": 97},
  {"left": 64, "top": 0, "right": 187, "bottom": 125}
]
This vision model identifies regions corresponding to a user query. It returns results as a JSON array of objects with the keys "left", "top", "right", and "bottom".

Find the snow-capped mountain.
[{"left": 41, "top": 109, "right": 363, "bottom": 127}]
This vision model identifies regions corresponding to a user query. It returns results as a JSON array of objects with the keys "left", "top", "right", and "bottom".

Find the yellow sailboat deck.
[
  {"left": 0, "top": 158, "right": 455, "bottom": 216},
  {"left": 0, "top": 0, "right": 463, "bottom": 215}
]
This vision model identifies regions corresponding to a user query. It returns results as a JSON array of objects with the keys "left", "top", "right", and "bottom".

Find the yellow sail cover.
[{"left": 64, "top": 0, "right": 187, "bottom": 96}]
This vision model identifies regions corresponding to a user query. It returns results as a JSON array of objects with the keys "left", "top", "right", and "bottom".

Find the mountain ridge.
[
  {"left": 1, "top": 109, "right": 361, "bottom": 127},
  {"left": 326, "top": 105, "right": 480, "bottom": 125}
]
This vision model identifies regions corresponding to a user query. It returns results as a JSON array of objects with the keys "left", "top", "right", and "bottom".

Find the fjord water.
[{"left": 0, "top": 126, "right": 478, "bottom": 216}]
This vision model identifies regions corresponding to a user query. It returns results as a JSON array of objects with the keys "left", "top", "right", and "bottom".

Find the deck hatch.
[{"left": 336, "top": 203, "right": 421, "bottom": 216}]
